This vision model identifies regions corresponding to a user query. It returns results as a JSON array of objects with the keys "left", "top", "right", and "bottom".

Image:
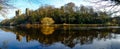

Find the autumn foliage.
[{"left": 41, "top": 17, "right": 55, "bottom": 25}]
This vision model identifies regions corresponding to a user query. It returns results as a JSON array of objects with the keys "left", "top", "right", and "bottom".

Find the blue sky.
[{"left": 0, "top": 0, "right": 91, "bottom": 21}]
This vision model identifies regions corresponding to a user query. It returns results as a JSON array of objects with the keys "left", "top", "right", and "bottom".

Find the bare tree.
[
  {"left": 0, "top": 0, "right": 13, "bottom": 18},
  {"left": 87, "top": 0, "right": 120, "bottom": 15}
]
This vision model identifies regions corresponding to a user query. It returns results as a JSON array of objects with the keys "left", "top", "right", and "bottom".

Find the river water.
[{"left": 0, "top": 26, "right": 120, "bottom": 49}]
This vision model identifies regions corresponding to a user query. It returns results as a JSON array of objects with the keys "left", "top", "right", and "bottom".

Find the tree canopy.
[{"left": 0, "top": 2, "right": 114, "bottom": 26}]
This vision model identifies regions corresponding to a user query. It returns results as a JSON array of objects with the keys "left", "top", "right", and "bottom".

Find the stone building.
[
  {"left": 26, "top": 8, "right": 30, "bottom": 16},
  {"left": 15, "top": 9, "right": 21, "bottom": 16}
]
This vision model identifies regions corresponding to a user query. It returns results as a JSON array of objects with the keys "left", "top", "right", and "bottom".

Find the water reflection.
[
  {"left": 41, "top": 25, "right": 55, "bottom": 35},
  {"left": 1, "top": 26, "right": 120, "bottom": 49},
  {"left": 16, "top": 35, "right": 23, "bottom": 42}
]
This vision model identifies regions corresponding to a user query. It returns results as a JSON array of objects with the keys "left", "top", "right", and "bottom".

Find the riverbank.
[
  {"left": 1, "top": 24, "right": 119, "bottom": 29},
  {"left": 14, "top": 24, "right": 119, "bottom": 28}
]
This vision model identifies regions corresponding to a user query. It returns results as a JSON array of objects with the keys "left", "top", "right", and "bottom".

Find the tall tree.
[{"left": 64, "top": 2, "right": 76, "bottom": 24}]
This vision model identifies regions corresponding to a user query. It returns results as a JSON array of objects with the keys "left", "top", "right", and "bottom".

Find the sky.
[{"left": 0, "top": 0, "right": 119, "bottom": 21}]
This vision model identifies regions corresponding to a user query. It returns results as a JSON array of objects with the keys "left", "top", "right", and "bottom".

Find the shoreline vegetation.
[
  {"left": 0, "top": 2, "right": 120, "bottom": 27},
  {"left": 1, "top": 24, "right": 119, "bottom": 29},
  {"left": 24, "top": 24, "right": 119, "bottom": 29}
]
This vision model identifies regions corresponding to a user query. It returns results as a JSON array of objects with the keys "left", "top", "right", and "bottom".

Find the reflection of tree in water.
[
  {"left": 1, "top": 26, "right": 120, "bottom": 48},
  {"left": 41, "top": 25, "right": 54, "bottom": 35}
]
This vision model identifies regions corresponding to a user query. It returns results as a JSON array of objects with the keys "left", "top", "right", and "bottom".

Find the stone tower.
[
  {"left": 26, "top": 8, "right": 30, "bottom": 16},
  {"left": 15, "top": 9, "right": 21, "bottom": 16}
]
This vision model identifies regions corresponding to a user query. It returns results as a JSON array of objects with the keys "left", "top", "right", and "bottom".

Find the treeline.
[{"left": 0, "top": 2, "right": 120, "bottom": 26}]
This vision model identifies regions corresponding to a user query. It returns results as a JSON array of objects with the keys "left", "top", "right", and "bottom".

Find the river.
[{"left": 0, "top": 26, "right": 120, "bottom": 49}]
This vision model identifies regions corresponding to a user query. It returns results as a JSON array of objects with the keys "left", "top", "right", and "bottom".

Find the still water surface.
[{"left": 0, "top": 26, "right": 120, "bottom": 49}]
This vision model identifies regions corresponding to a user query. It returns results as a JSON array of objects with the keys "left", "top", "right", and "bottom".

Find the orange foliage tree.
[{"left": 41, "top": 17, "right": 55, "bottom": 25}]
